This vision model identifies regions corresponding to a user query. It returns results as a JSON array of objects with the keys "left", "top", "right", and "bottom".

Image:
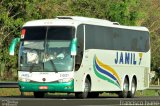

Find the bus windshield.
[{"left": 19, "top": 26, "right": 75, "bottom": 72}]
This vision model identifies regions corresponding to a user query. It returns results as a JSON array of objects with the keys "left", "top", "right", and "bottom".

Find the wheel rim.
[
  {"left": 84, "top": 81, "right": 89, "bottom": 92},
  {"left": 123, "top": 80, "right": 129, "bottom": 95},
  {"left": 131, "top": 80, "right": 136, "bottom": 94}
]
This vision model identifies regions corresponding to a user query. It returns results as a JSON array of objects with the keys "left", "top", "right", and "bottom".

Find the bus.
[{"left": 9, "top": 16, "right": 150, "bottom": 98}]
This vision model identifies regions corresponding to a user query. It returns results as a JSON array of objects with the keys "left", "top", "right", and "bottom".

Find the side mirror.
[
  {"left": 9, "top": 38, "right": 20, "bottom": 55},
  {"left": 71, "top": 38, "right": 77, "bottom": 56}
]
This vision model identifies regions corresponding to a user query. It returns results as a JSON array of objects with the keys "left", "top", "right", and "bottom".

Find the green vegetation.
[
  {"left": 0, "top": 88, "right": 31, "bottom": 96},
  {"left": 0, "top": 0, "right": 160, "bottom": 81}
]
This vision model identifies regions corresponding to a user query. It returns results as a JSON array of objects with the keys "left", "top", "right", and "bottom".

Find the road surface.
[{"left": 0, "top": 95, "right": 160, "bottom": 106}]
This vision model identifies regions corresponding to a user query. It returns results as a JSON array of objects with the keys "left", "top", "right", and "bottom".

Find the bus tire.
[
  {"left": 118, "top": 78, "right": 129, "bottom": 98},
  {"left": 75, "top": 79, "right": 90, "bottom": 98},
  {"left": 128, "top": 78, "right": 136, "bottom": 98},
  {"left": 34, "top": 92, "right": 45, "bottom": 98}
]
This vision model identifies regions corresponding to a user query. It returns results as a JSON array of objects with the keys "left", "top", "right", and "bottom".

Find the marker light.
[{"left": 21, "top": 29, "right": 26, "bottom": 39}]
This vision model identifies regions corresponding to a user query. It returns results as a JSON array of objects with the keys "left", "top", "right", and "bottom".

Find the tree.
[
  {"left": 0, "top": 0, "right": 41, "bottom": 80},
  {"left": 141, "top": 0, "right": 160, "bottom": 83},
  {"left": 141, "top": 0, "right": 160, "bottom": 70}
]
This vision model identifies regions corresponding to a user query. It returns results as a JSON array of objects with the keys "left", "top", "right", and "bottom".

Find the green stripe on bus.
[
  {"left": 19, "top": 80, "right": 74, "bottom": 92},
  {"left": 93, "top": 59, "right": 120, "bottom": 88}
]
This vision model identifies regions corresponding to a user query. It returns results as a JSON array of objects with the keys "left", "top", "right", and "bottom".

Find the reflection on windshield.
[
  {"left": 20, "top": 40, "right": 74, "bottom": 72},
  {"left": 44, "top": 40, "right": 73, "bottom": 72},
  {"left": 20, "top": 41, "right": 44, "bottom": 72}
]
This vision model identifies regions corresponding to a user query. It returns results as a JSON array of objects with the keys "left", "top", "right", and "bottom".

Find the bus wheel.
[
  {"left": 75, "top": 79, "right": 91, "bottom": 98},
  {"left": 128, "top": 78, "right": 136, "bottom": 98},
  {"left": 118, "top": 78, "right": 129, "bottom": 98},
  {"left": 34, "top": 92, "right": 45, "bottom": 98}
]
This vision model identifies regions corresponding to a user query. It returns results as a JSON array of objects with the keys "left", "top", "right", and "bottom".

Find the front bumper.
[{"left": 19, "top": 80, "right": 74, "bottom": 92}]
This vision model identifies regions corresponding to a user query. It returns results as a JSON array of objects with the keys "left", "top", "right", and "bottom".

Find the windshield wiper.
[{"left": 50, "top": 60, "right": 58, "bottom": 73}]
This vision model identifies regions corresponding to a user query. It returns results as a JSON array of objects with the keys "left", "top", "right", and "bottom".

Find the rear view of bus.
[{"left": 10, "top": 19, "right": 77, "bottom": 98}]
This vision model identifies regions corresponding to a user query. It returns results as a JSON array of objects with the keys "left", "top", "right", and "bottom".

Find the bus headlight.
[
  {"left": 19, "top": 78, "right": 30, "bottom": 82},
  {"left": 58, "top": 78, "right": 73, "bottom": 83}
]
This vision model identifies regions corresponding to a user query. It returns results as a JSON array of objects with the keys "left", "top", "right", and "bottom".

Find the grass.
[
  {"left": 0, "top": 88, "right": 20, "bottom": 96},
  {"left": 136, "top": 90, "right": 160, "bottom": 96},
  {"left": 0, "top": 88, "right": 33, "bottom": 96},
  {"left": 99, "top": 90, "right": 160, "bottom": 97},
  {"left": 0, "top": 88, "right": 159, "bottom": 97}
]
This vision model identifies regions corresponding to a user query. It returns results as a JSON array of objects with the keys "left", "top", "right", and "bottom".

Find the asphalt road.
[{"left": 0, "top": 95, "right": 160, "bottom": 106}]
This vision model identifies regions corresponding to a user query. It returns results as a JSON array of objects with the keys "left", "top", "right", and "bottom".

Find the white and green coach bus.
[{"left": 9, "top": 16, "right": 150, "bottom": 98}]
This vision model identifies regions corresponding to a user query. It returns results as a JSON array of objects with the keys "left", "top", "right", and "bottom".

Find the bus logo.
[
  {"left": 42, "top": 78, "right": 46, "bottom": 82},
  {"left": 93, "top": 55, "right": 121, "bottom": 88},
  {"left": 115, "top": 52, "right": 143, "bottom": 65}
]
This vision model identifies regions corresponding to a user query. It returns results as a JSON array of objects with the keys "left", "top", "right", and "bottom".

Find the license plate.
[{"left": 39, "top": 86, "right": 48, "bottom": 90}]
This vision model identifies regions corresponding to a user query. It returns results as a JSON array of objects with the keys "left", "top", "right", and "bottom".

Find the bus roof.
[{"left": 23, "top": 16, "right": 149, "bottom": 32}]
